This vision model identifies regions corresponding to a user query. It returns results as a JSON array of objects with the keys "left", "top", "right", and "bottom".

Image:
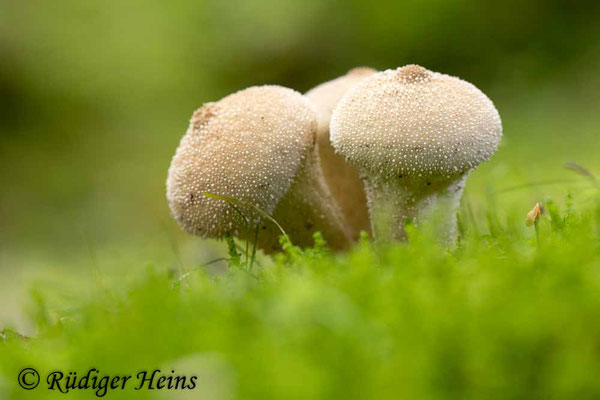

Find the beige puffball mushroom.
[
  {"left": 167, "top": 85, "right": 352, "bottom": 253},
  {"left": 305, "top": 67, "right": 376, "bottom": 239},
  {"left": 330, "top": 65, "right": 502, "bottom": 244}
]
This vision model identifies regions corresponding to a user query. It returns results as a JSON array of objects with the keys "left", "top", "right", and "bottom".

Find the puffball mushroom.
[
  {"left": 166, "top": 85, "right": 352, "bottom": 253},
  {"left": 305, "top": 67, "right": 376, "bottom": 239},
  {"left": 330, "top": 65, "right": 502, "bottom": 244}
]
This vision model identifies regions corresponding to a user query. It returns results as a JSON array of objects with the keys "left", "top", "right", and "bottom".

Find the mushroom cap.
[
  {"left": 166, "top": 85, "right": 317, "bottom": 238},
  {"left": 305, "top": 67, "right": 376, "bottom": 143},
  {"left": 330, "top": 65, "right": 502, "bottom": 179}
]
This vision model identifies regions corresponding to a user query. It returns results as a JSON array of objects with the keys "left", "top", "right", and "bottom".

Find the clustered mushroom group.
[{"left": 167, "top": 65, "right": 502, "bottom": 253}]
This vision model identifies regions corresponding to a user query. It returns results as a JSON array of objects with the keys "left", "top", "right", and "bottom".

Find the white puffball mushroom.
[
  {"left": 330, "top": 65, "right": 502, "bottom": 244},
  {"left": 305, "top": 67, "right": 376, "bottom": 239},
  {"left": 167, "top": 85, "right": 352, "bottom": 253}
]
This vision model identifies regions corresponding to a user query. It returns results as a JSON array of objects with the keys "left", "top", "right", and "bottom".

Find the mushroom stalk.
[
  {"left": 269, "top": 147, "right": 353, "bottom": 251},
  {"left": 363, "top": 173, "right": 466, "bottom": 244}
]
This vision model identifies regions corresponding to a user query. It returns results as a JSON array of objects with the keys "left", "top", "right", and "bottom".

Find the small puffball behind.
[
  {"left": 331, "top": 64, "right": 502, "bottom": 244},
  {"left": 305, "top": 67, "right": 376, "bottom": 239}
]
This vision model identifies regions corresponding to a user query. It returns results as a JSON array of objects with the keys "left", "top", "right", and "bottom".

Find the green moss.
[{"left": 2, "top": 188, "right": 600, "bottom": 399}]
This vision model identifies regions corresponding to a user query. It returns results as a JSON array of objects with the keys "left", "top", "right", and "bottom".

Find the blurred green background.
[{"left": 1, "top": 0, "right": 600, "bottom": 332}]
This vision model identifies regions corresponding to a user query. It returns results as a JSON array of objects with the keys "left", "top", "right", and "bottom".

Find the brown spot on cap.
[
  {"left": 397, "top": 64, "right": 431, "bottom": 84},
  {"left": 190, "top": 103, "right": 219, "bottom": 128}
]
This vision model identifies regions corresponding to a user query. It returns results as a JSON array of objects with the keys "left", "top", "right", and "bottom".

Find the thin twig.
[{"left": 173, "top": 257, "right": 228, "bottom": 288}]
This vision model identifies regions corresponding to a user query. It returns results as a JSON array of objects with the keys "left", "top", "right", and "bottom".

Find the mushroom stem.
[
  {"left": 261, "top": 147, "right": 353, "bottom": 252},
  {"left": 363, "top": 173, "right": 466, "bottom": 245},
  {"left": 317, "top": 131, "right": 371, "bottom": 239}
]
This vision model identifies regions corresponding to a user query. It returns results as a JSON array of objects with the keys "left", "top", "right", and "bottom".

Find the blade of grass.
[
  {"left": 173, "top": 257, "right": 228, "bottom": 288},
  {"left": 227, "top": 203, "right": 249, "bottom": 267},
  {"left": 203, "top": 192, "right": 288, "bottom": 239},
  {"left": 565, "top": 162, "right": 598, "bottom": 187},
  {"left": 250, "top": 221, "right": 260, "bottom": 271},
  {"left": 202, "top": 193, "right": 250, "bottom": 267},
  {"left": 225, "top": 233, "right": 241, "bottom": 268}
]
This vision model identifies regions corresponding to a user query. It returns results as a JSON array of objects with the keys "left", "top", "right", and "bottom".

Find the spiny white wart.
[
  {"left": 306, "top": 67, "right": 376, "bottom": 239},
  {"left": 330, "top": 65, "right": 502, "bottom": 244},
  {"left": 167, "top": 85, "right": 352, "bottom": 253}
]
